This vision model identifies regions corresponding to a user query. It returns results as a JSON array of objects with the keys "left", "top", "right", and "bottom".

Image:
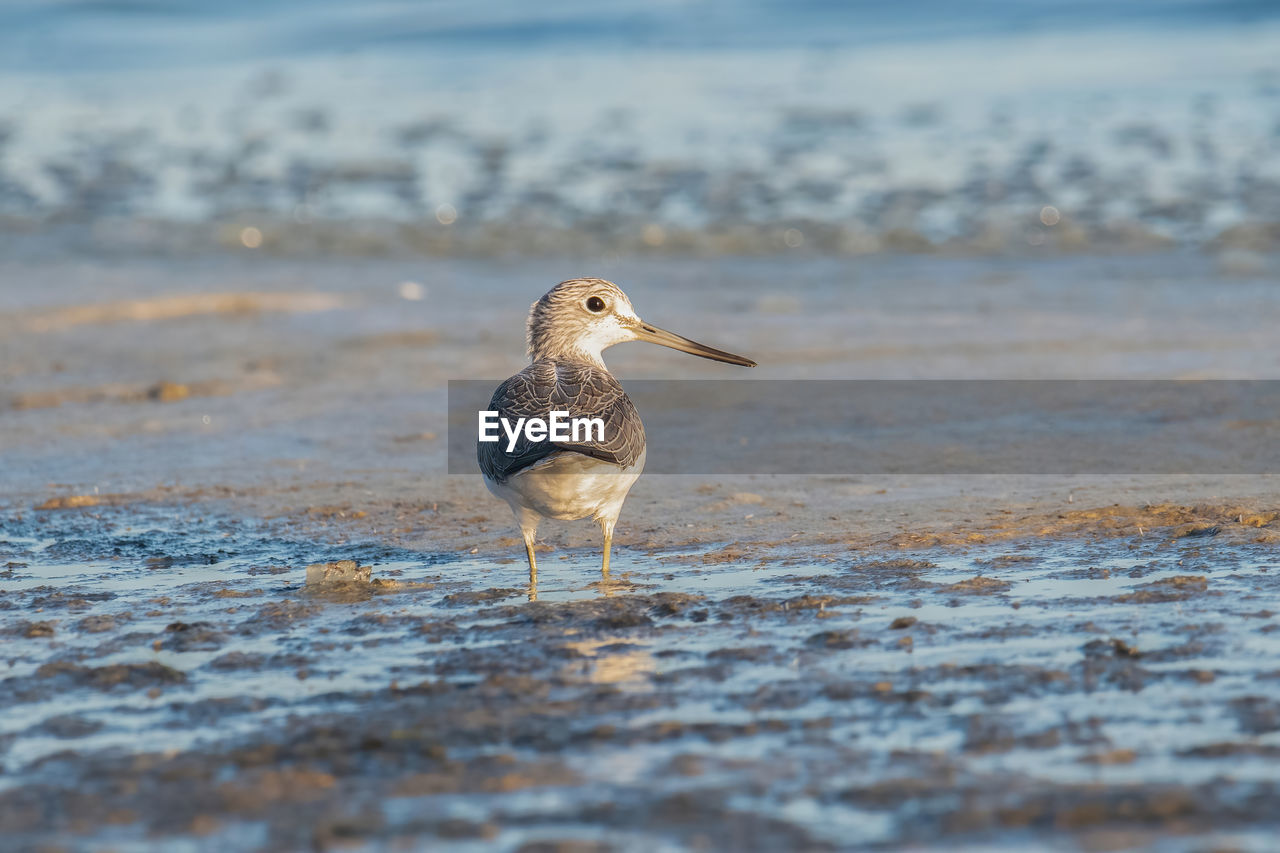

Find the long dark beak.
[{"left": 632, "top": 321, "right": 756, "bottom": 367}]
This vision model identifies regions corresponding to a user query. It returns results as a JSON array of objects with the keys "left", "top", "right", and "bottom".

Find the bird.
[{"left": 478, "top": 278, "right": 755, "bottom": 592}]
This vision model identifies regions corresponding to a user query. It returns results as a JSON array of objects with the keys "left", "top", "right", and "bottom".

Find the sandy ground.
[{"left": 1, "top": 250, "right": 1279, "bottom": 850}]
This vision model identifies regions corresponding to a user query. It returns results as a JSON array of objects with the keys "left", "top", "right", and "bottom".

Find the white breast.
[{"left": 485, "top": 449, "right": 646, "bottom": 522}]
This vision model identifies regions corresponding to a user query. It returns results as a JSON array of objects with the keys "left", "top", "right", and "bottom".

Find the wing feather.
[{"left": 477, "top": 360, "right": 645, "bottom": 483}]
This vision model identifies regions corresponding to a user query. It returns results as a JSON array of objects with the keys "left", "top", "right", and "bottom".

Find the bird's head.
[{"left": 526, "top": 278, "right": 756, "bottom": 369}]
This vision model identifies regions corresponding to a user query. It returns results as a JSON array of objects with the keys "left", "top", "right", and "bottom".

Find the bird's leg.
[
  {"left": 598, "top": 516, "right": 616, "bottom": 577},
  {"left": 524, "top": 533, "right": 538, "bottom": 601},
  {"left": 524, "top": 535, "right": 538, "bottom": 575},
  {"left": 516, "top": 509, "right": 540, "bottom": 602}
]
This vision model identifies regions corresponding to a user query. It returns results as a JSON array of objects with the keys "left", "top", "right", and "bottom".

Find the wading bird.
[{"left": 478, "top": 278, "right": 755, "bottom": 592}]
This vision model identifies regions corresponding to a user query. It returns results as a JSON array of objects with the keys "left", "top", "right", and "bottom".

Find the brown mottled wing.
[{"left": 477, "top": 360, "right": 646, "bottom": 483}]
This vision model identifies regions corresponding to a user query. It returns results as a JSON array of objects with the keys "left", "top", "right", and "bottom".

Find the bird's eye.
[{"left": 585, "top": 295, "right": 606, "bottom": 313}]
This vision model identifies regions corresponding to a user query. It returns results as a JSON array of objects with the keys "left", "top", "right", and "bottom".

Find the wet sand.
[{"left": 2, "top": 250, "right": 1279, "bottom": 850}]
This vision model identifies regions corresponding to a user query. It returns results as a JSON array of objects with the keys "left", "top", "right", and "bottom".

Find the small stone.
[
  {"left": 36, "top": 495, "right": 100, "bottom": 510},
  {"left": 306, "top": 560, "right": 371, "bottom": 586},
  {"left": 148, "top": 381, "right": 191, "bottom": 402},
  {"left": 1080, "top": 748, "right": 1137, "bottom": 765},
  {"left": 76, "top": 615, "right": 117, "bottom": 633}
]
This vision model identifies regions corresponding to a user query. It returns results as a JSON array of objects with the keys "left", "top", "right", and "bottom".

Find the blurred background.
[
  {"left": 3, "top": 1, "right": 1280, "bottom": 493},
  {"left": 1, "top": 0, "right": 1278, "bottom": 259}
]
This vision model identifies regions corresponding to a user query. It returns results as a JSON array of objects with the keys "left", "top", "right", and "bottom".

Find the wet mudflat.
[
  {"left": 0, "top": 248, "right": 1278, "bottom": 849},
  {"left": 2, "top": 502, "right": 1279, "bottom": 851}
]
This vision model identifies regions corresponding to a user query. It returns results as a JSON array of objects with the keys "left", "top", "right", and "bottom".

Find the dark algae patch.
[{"left": 1, "top": 504, "right": 1279, "bottom": 849}]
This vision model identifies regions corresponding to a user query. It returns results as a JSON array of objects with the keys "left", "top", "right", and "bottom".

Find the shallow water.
[
  {"left": 5, "top": 0, "right": 1265, "bottom": 71},
  {"left": 3, "top": 502, "right": 1278, "bottom": 849},
  {"left": 1, "top": 2, "right": 1277, "bottom": 252}
]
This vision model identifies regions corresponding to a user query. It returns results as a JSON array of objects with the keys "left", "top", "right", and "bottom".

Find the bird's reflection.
[{"left": 527, "top": 565, "right": 627, "bottom": 601}]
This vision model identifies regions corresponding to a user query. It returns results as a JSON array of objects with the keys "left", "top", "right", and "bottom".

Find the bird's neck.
[
  {"left": 528, "top": 325, "right": 609, "bottom": 369},
  {"left": 531, "top": 345, "right": 607, "bottom": 371}
]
